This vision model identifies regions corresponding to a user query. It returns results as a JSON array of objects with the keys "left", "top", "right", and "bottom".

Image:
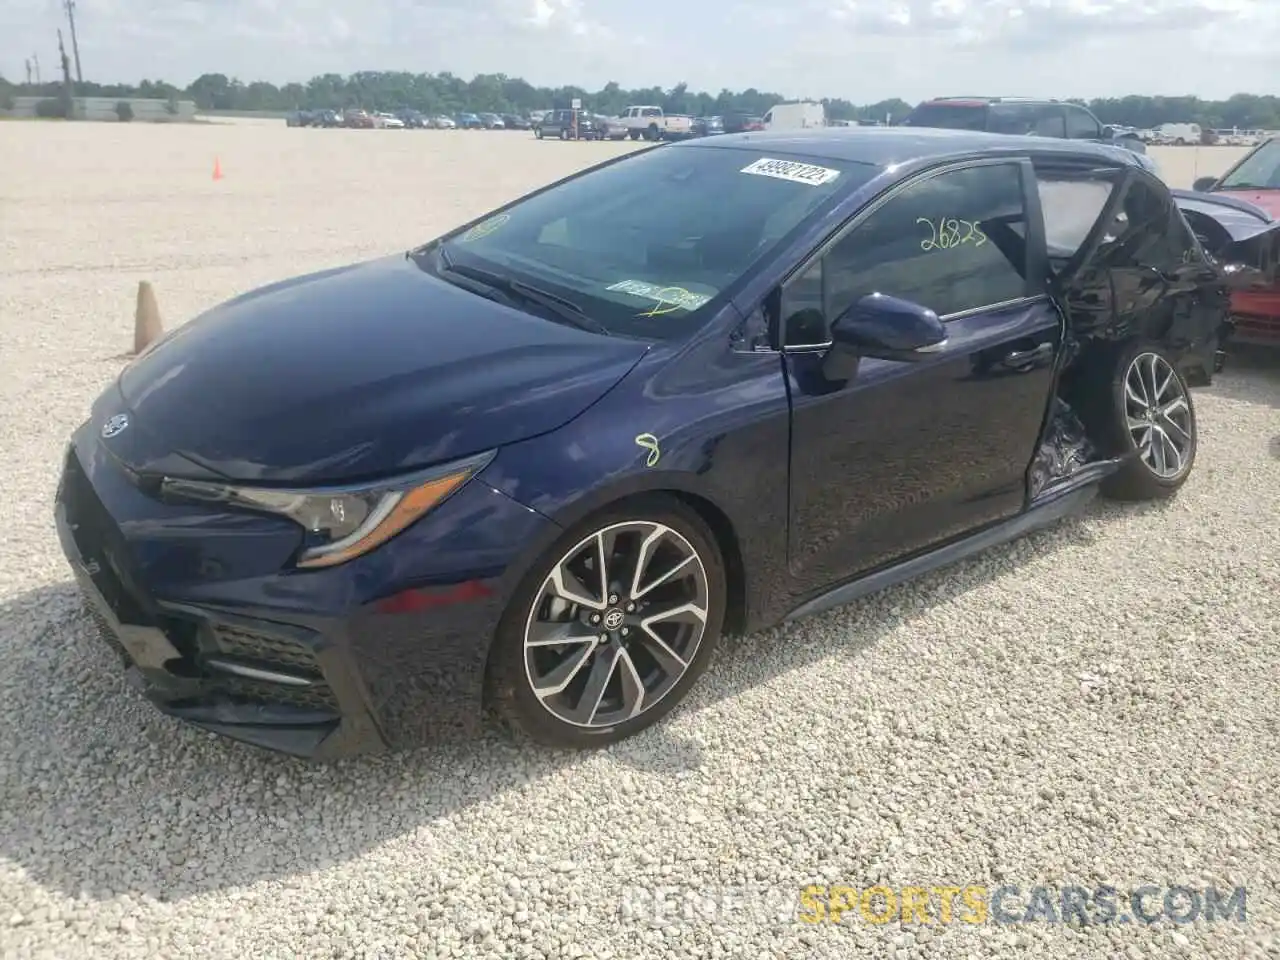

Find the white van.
[
  {"left": 762, "top": 102, "right": 825, "bottom": 131},
  {"left": 1154, "top": 122, "right": 1202, "bottom": 145}
]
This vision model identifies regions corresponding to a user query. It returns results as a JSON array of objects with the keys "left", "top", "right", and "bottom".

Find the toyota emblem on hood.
[{"left": 101, "top": 414, "right": 130, "bottom": 439}]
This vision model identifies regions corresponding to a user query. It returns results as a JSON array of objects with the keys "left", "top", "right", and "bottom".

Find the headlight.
[{"left": 161, "top": 450, "right": 495, "bottom": 569}]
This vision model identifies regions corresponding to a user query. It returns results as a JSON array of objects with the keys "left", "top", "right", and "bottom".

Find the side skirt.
[{"left": 782, "top": 458, "right": 1125, "bottom": 623}]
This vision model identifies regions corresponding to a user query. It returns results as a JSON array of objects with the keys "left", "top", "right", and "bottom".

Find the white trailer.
[{"left": 762, "top": 102, "right": 825, "bottom": 131}]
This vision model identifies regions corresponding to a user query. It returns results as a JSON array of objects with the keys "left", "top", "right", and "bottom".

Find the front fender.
[{"left": 478, "top": 342, "right": 794, "bottom": 632}]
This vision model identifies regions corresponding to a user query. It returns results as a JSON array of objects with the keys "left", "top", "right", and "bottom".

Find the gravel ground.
[{"left": 1, "top": 123, "right": 1277, "bottom": 960}]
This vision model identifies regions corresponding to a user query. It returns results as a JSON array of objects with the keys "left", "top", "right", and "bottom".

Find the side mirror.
[
  {"left": 830, "top": 293, "right": 948, "bottom": 361},
  {"left": 1192, "top": 176, "right": 1217, "bottom": 192}
]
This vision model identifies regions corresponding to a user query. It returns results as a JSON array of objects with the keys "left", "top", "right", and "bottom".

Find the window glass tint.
[
  {"left": 435, "top": 145, "right": 875, "bottom": 340},
  {"left": 988, "top": 104, "right": 1065, "bottom": 138},
  {"left": 783, "top": 163, "right": 1030, "bottom": 344},
  {"left": 1219, "top": 138, "right": 1280, "bottom": 189},
  {"left": 1064, "top": 107, "right": 1101, "bottom": 139},
  {"left": 900, "top": 103, "right": 989, "bottom": 131},
  {"left": 1092, "top": 175, "right": 1194, "bottom": 273},
  {"left": 1037, "top": 176, "right": 1116, "bottom": 258}
]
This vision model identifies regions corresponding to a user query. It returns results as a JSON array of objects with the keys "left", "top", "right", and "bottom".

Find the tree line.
[{"left": 2, "top": 70, "right": 1278, "bottom": 129}]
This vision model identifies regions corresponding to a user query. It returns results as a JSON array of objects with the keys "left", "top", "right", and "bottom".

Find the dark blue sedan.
[{"left": 57, "top": 128, "right": 1255, "bottom": 759}]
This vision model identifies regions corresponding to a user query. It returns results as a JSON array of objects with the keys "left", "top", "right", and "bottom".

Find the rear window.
[
  {"left": 431, "top": 145, "right": 876, "bottom": 340},
  {"left": 901, "top": 103, "right": 989, "bottom": 131}
]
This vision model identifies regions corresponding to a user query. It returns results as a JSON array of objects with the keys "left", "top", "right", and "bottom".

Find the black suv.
[
  {"left": 534, "top": 109, "right": 603, "bottom": 141},
  {"left": 901, "top": 97, "right": 1146, "bottom": 155}
]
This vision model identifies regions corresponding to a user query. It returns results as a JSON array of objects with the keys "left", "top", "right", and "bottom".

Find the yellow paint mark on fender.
[{"left": 634, "top": 433, "right": 661, "bottom": 467}]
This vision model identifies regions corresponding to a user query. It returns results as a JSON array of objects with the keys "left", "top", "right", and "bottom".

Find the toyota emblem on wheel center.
[{"left": 101, "top": 414, "right": 130, "bottom": 438}]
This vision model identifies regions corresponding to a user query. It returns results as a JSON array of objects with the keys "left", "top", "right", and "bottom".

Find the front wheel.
[
  {"left": 534, "top": 126, "right": 543, "bottom": 139},
  {"left": 1100, "top": 346, "right": 1198, "bottom": 501},
  {"left": 487, "top": 498, "right": 726, "bottom": 748}
]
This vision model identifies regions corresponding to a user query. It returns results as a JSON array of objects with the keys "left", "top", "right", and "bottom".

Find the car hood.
[
  {"left": 111, "top": 254, "right": 649, "bottom": 484},
  {"left": 1213, "top": 188, "right": 1280, "bottom": 219}
]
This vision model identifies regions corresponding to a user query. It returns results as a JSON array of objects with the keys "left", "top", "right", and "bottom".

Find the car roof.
[{"left": 670, "top": 126, "right": 1144, "bottom": 169}]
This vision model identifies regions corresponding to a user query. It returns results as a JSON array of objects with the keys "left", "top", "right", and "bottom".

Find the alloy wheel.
[
  {"left": 523, "top": 520, "right": 709, "bottom": 729},
  {"left": 1123, "top": 351, "right": 1193, "bottom": 479}
]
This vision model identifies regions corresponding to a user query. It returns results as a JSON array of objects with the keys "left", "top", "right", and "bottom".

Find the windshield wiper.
[{"left": 437, "top": 245, "right": 610, "bottom": 336}]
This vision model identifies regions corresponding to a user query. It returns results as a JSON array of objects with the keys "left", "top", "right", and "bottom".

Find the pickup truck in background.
[{"left": 621, "top": 106, "right": 694, "bottom": 141}]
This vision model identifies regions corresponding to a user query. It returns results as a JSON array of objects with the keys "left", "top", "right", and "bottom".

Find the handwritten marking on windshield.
[
  {"left": 634, "top": 433, "right": 661, "bottom": 467},
  {"left": 918, "top": 217, "right": 988, "bottom": 251},
  {"left": 460, "top": 214, "right": 509, "bottom": 242}
]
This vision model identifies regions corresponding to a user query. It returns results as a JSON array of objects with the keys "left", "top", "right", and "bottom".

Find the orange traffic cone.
[{"left": 212, "top": 156, "right": 223, "bottom": 181}]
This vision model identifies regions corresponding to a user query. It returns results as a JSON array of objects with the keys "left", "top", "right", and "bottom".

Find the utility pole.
[
  {"left": 25, "top": 58, "right": 32, "bottom": 85},
  {"left": 57, "top": 29, "right": 75, "bottom": 117},
  {"left": 33, "top": 54, "right": 41, "bottom": 85},
  {"left": 64, "top": 0, "right": 83, "bottom": 86}
]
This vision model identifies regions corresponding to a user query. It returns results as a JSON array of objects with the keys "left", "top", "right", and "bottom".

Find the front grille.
[
  {"left": 206, "top": 622, "right": 338, "bottom": 712},
  {"left": 85, "top": 605, "right": 132, "bottom": 668},
  {"left": 208, "top": 674, "right": 339, "bottom": 712},
  {"left": 210, "top": 624, "right": 323, "bottom": 674},
  {"left": 1232, "top": 314, "right": 1280, "bottom": 343},
  {"left": 61, "top": 448, "right": 152, "bottom": 623}
]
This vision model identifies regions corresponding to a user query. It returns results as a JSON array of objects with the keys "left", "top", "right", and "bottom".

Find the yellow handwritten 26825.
[{"left": 917, "top": 217, "right": 988, "bottom": 252}]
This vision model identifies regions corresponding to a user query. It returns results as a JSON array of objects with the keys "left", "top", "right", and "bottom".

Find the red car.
[{"left": 1187, "top": 136, "right": 1280, "bottom": 346}]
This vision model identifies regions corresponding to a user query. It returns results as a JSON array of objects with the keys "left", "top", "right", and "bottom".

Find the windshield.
[
  {"left": 1219, "top": 139, "right": 1280, "bottom": 190},
  {"left": 901, "top": 103, "right": 989, "bottom": 131},
  {"left": 425, "top": 144, "right": 875, "bottom": 339}
]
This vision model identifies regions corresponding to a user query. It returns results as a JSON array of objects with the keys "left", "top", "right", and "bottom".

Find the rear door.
[{"left": 1052, "top": 167, "right": 1228, "bottom": 377}]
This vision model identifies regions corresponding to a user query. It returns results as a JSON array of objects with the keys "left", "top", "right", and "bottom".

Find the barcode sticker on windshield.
[
  {"left": 607, "top": 280, "right": 712, "bottom": 312},
  {"left": 740, "top": 157, "right": 840, "bottom": 186}
]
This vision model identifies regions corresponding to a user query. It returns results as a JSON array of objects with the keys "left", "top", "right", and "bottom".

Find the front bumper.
[{"left": 54, "top": 431, "right": 557, "bottom": 759}]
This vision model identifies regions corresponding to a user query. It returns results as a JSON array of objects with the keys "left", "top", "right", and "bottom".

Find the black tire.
[
  {"left": 534, "top": 126, "right": 543, "bottom": 139},
  {"left": 487, "top": 495, "right": 727, "bottom": 749},
  {"left": 1087, "top": 343, "right": 1198, "bottom": 501},
  {"left": 629, "top": 130, "right": 640, "bottom": 141}
]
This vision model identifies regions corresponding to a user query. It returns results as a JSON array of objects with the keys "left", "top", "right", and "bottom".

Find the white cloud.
[{"left": 0, "top": 0, "right": 1273, "bottom": 101}]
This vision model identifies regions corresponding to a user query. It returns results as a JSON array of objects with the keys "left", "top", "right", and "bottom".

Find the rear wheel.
[
  {"left": 488, "top": 498, "right": 726, "bottom": 748},
  {"left": 1098, "top": 345, "right": 1198, "bottom": 500}
]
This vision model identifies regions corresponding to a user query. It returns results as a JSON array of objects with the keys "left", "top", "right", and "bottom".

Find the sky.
[{"left": 1, "top": 0, "right": 1274, "bottom": 103}]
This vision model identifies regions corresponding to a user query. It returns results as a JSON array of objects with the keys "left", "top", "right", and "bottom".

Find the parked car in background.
[
  {"left": 620, "top": 105, "right": 693, "bottom": 141},
  {"left": 313, "top": 109, "right": 343, "bottom": 128},
  {"left": 344, "top": 109, "right": 376, "bottom": 129},
  {"left": 594, "top": 115, "right": 629, "bottom": 140},
  {"left": 534, "top": 109, "right": 603, "bottom": 140},
  {"left": 1187, "top": 135, "right": 1280, "bottom": 345},
  {"left": 722, "top": 113, "right": 765, "bottom": 134},
  {"left": 376, "top": 112, "right": 405, "bottom": 129},
  {"left": 431, "top": 115, "right": 457, "bottom": 129},
  {"left": 691, "top": 116, "right": 725, "bottom": 137},
  {"left": 478, "top": 113, "right": 506, "bottom": 130},
  {"left": 502, "top": 114, "right": 532, "bottom": 131},
  {"left": 285, "top": 110, "right": 314, "bottom": 127},
  {"left": 455, "top": 112, "right": 483, "bottom": 129},
  {"left": 58, "top": 128, "right": 1247, "bottom": 758},
  {"left": 398, "top": 109, "right": 427, "bottom": 129},
  {"left": 901, "top": 97, "right": 1148, "bottom": 156}
]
